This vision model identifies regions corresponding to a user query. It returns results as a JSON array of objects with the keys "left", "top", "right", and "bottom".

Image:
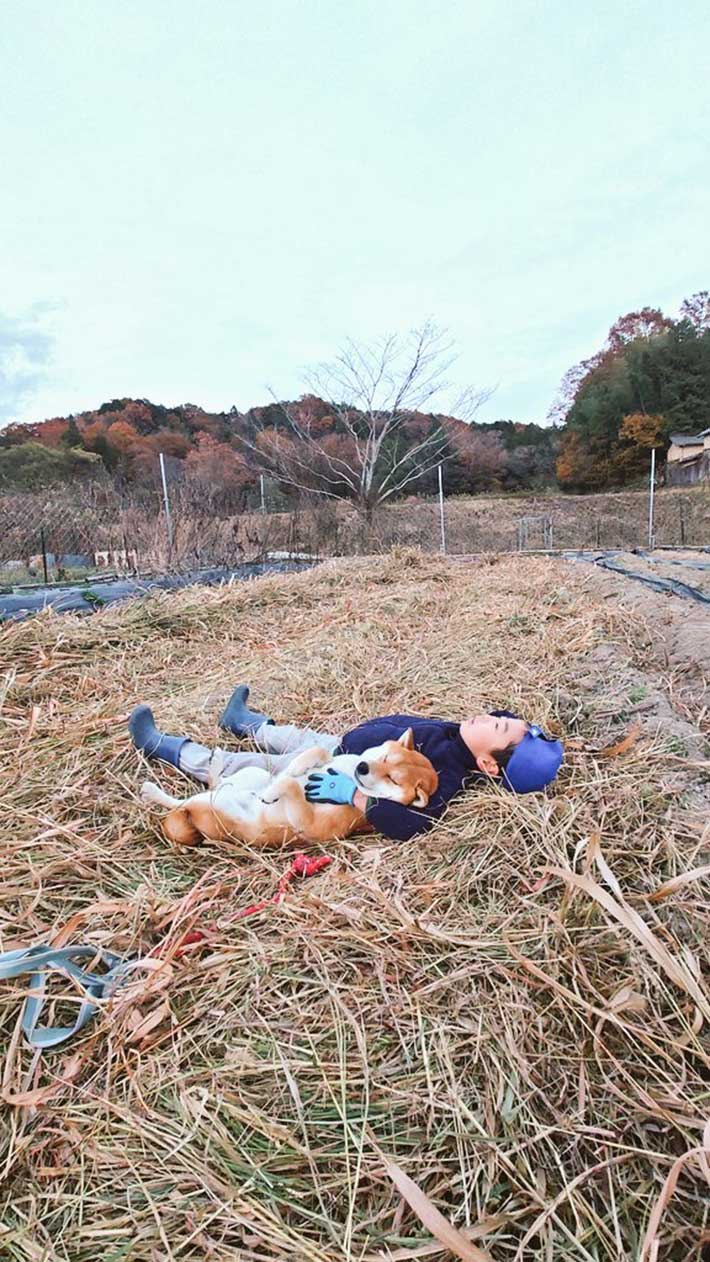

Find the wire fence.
[
  {"left": 0, "top": 463, "right": 283, "bottom": 586},
  {"left": 1, "top": 458, "right": 708, "bottom": 589}
]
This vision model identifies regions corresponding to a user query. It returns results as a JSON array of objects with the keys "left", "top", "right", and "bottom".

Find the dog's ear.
[
  {"left": 162, "top": 806, "right": 202, "bottom": 847},
  {"left": 411, "top": 783, "right": 430, "bottom": 809},
  {"left": 398, "top": 728, "right": 415, "bottom": 750}
]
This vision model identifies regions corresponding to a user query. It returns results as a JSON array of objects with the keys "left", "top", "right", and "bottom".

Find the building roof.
[{"left": 669, "top": 433, "right": 705, "bottom": 446}]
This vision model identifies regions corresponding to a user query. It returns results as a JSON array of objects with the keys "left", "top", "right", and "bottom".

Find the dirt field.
[{"left": 1, "top": 552, "right": 709, "bottom": 1260}]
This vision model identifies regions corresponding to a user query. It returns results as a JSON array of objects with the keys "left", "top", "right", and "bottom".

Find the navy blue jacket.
[{"left": 337, "top": 713, "right": 482, "bottom": 842}]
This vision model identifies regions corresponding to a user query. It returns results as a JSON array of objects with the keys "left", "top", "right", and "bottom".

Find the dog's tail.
[
  {"left": 162, "top": 805, "right": 202, "bottom": 846},
  {"left": 140, "top": 782, "right": 203, "bottom": 846},
  {"left": 140, "top": 781, "right": 180, "bottom": 809}
]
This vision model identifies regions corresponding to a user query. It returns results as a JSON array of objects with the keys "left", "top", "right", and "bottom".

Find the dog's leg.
[
  {"left": 140, "top": 782, "right": 181, "bottom": 809},
  {"left": 282, "top": 745, "right": 333, "bottom": 779},
  {"left": 139, "top": 782, "right": 203, "bottom": 846},
  {"left": 260, "top": 746, "right": 334, "bottom": 806},
  {"left": 260, "top": 773, "right": 295, "bottom": 806},
  {"left": 261, "top": 776, "right": 309, "bottom": 829}
]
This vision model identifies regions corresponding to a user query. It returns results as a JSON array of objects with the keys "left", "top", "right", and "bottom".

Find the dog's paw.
[
  {"left": 260, "top": 785, "right": 282, "bottom": 805},
  {"left": 140, "top": 781, "right": 159, "bottom": 805}
]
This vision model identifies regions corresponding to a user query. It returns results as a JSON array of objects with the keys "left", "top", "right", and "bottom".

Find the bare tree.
[{"left": 232, "top": 321, "right": 491, "bottom": 523}]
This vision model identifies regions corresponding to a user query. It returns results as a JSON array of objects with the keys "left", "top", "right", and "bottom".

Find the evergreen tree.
[{"left": 61, "top": 417, "right": 84, "bottom": 449}]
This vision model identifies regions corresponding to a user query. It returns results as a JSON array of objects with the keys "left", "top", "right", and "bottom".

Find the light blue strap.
[{"left": 0, "top": 943, "right": 136, "bottom": 1049}]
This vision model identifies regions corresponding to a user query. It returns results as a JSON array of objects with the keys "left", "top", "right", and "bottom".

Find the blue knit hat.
[{"left": 502, "top": 724, "right": 563, "bottom": 794}]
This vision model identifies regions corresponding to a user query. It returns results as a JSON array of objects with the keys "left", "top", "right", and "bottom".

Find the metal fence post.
[
  {"left": 648, "top": 448, "right": 656, "bottom": 549},
  {"left": 40, "top": 526, "right": 49, "bottom": 583},
  {"left": 159, "top": 453, "right": 173, "bottom": 559},
  {"left": 438, "top": 464, "right": 446, "bottom": 554}
]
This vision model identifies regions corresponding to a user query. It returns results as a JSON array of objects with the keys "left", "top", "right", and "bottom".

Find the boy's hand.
[{"left": 304, "top": 769, "right": 357, "bottom": 806}]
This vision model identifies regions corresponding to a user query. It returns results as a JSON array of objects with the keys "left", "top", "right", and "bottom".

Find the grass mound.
[{"left": 1, "top": 551, "right": 709, "bottom": 1261}]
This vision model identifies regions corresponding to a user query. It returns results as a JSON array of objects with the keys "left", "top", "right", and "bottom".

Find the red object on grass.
[
  {"left": 235, "top": 852, "right": 333, "bottom": 921},
  {"left": 154, "top": 852, "right": 333, "bottom": 955},
  {"left": 152, "top": 928, "right": 209, "bottom": 958}
]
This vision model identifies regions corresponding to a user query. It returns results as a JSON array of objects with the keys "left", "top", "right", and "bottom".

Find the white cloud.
[{"left": 0, "top": 308, "right": 55, "bottom": 424}]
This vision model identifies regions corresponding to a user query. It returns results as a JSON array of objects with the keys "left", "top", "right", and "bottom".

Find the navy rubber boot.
[
  {"left": 218, "top": 684, "right": 273, "bottom": 738},
  {"left": 128, "top": 705, "right": 187, "bottom": 768}
]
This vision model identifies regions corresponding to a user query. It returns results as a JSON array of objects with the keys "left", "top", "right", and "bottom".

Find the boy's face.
[{"left": 460, "top": 713, "right": 529, "bottom": 776}]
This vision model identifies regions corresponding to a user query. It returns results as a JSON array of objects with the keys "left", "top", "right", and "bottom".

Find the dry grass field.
[
  {"left": 249, "top": 484, "right": 710, "bottom": 557},
  {"left": 1, "top": 551, "right": 709, "bottom": 1261}
]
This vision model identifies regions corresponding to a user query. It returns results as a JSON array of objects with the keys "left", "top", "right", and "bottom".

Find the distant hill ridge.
[{"left": 0, "top": 395, "right": 558, "bottom": 495}]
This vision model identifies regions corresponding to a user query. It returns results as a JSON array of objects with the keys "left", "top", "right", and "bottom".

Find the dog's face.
[{"left": 352, "top": 728, "right": 438, "bottom": 808}]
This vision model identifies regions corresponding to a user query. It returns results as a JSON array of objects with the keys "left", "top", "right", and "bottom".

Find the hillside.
[
  {"left": 554, "top": 297, "right": 710, "bottom": 489},
  {"left": 0, "top": 394, "right": 558, "bottom": 499}
]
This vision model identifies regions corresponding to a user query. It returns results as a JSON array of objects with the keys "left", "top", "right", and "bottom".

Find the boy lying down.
[{"left": 129, "top": 685, "right": 563, "bottom": 842}]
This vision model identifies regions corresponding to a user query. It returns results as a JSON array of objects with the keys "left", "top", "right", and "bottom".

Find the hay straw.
[{"left": 1, "top": 550, "right": 709, "bottom": 1260}]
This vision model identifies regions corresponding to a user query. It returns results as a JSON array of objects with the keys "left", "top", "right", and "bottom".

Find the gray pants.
[{"left": 179, "top": 721, "right": 341, "bottom": 786}]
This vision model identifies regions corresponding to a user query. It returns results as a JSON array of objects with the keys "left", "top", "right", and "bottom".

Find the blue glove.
[{"left": 304, "top": 768, "right": 358, "bottom": 806}]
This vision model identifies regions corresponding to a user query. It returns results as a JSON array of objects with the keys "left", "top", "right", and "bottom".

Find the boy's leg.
[
  {"left": 253, "top": 721, "right": 340, "bottom": 756},
  {"left": 178, "top": 741, "right": 287, "bottom": 785},
  {"left": 129, "top": 703, "right": 340, "bottom": 787},
  {"left": 180, "top": 725, "right": 340, "bottom": 785},
  {"left": 218, "top": 685, "right": 340, "bottom": 756}
]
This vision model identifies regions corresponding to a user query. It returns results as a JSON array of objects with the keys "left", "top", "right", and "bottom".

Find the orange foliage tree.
[
  {"left": 105, "top": 420, "right": 140, "bottom": 454},
  {"left": 184, "top": 433, "right": 253, "bottom": 511},
  {"left": 605, "top": 308, "right": 673, "bottom": 351},
  {"left": 36, "top": 417, "right": 70, "bottom": 448},
  {"left": 610, "top": 412, "right": 664, "bottom": 481},
  {"left": 448, "top": 425, "right": 506, "bottom": 491},
  {"left": 556, "top": 430, "right": 609, "bottom": 491}
]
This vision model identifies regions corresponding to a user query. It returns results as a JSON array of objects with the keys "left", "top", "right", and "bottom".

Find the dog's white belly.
[
  {"left": 209, "top": 781, "right": 266, "bottom": 822},
  {"left": 222, "top": 766, "right": 272, "bottom": 793}
]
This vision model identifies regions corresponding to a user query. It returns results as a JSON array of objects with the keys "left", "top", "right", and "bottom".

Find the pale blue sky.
[{"left": 1, "top": 0, "right": 708, "bottom": 427}]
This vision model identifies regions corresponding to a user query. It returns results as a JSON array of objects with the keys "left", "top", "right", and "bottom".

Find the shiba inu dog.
[{"left": 140, "top": 728, "right": 438, "bottom": 847}]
